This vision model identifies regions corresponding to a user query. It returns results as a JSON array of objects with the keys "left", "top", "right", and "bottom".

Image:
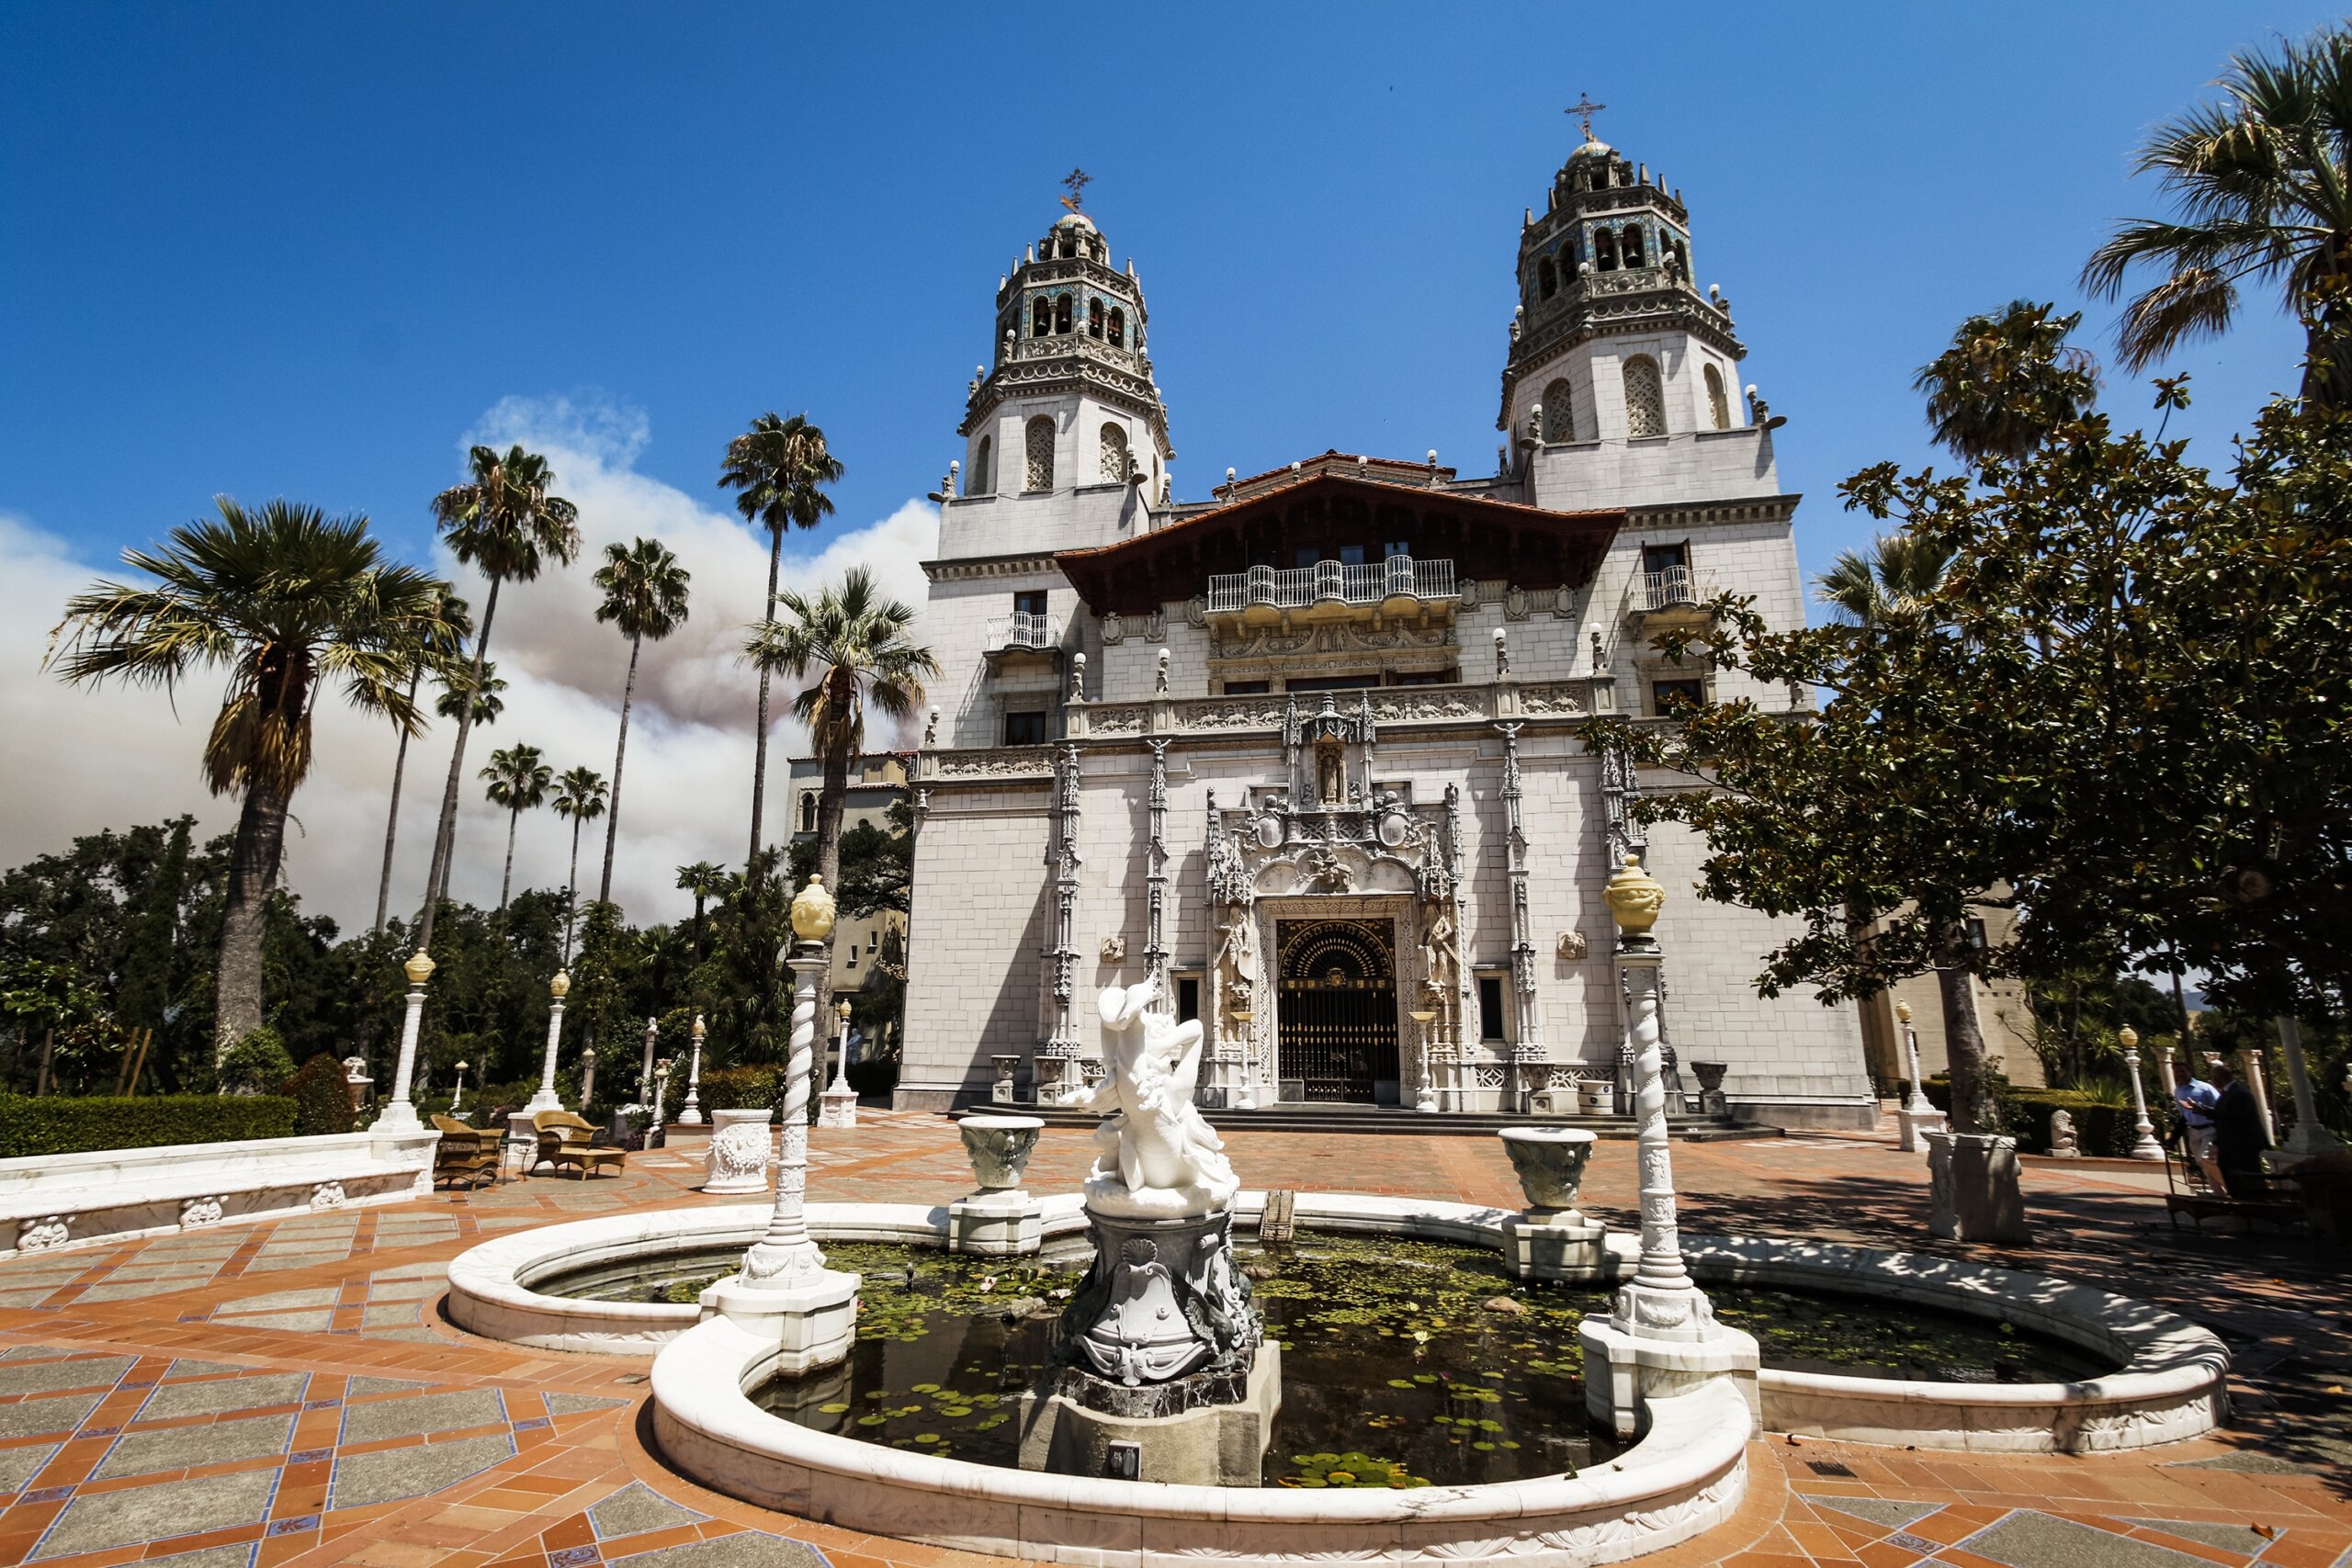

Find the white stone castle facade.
[{"left": 897, "top": 134, "right": 1875, "bottom": 1129}]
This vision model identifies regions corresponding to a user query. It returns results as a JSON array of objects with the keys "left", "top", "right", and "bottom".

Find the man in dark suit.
[{"left": 2209, "top": 1064, "right": 2271, "bottom": 1200}]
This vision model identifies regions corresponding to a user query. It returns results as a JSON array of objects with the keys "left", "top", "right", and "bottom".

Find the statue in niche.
[
  {"left": 1317, "top": 746, "right": 1344, "bottom": 806},
  {"left": 1206, "top": 825, "right": 1249, "bottom": 906},
  {"left": 1420, "top": 901, "right": 1459, "bottom": 998},
  {"left": 1216, "top": 908, "right": 1259, "bottom": 1016},
  {"left": 1083, "top": 980, "right": 1238, "bottom": 1215}
]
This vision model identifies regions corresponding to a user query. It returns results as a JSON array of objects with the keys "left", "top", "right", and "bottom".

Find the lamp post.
[
  {"left": 744, "top": 875, "right": 838, "bottom": 1285},
  {"left": 820, "top": 998, "right": 859, "bottom": 1129},
  {"left": 2120, "top": 1026, "right": 2165, "bottom": 1162},
  {"left": 680, "top": 1013, "right": 706, "bottom": 1126},
  {"left": 451, "top": 1060, "right": 469, "bottom": 1117},
  {"left": 1894, "top": 998, "right": 1947, "bottom": 1153},
  {"left": 1577, "top": 852, "right": 1755, "bottom": 1438},
  {"left": 1411, "top": 996, "right": 1440, "bottom": 1113},
  {"left": 525, "top": 971, "right": 569, "bottom": 1113},
  {"left": 374, "top": 950, "right": 434, "bottom": 1132},
  {"left": 579, "top": 1045, "right": 598, "bottom": 1115},
  {"left": 637, "top": 1016, "right": 658, "bottom": 1108}
]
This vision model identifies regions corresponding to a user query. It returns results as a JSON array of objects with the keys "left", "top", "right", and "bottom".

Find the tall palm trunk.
[
  {"left": 499, "top": 803, "right": 522, "bottom": 913},
  {"left": 419, "top": 579, "right": 501, "bottom": 949},
  {"left": 598, "top": 631, "right": 643, "bottom": 905},
  {"left": 373, "top": 671, "right": 419, "bottom": 934},
  {"left": 1936, "top": 921, "right": 1996, "bottom": 1134},
  {"left": 747, "top": 526, "right": 783, "bottom": 863},
  {"left": 562, "top": 816, "right": 585, "bottom": 966},
  {"left": 213, "top": 778, "right": 290, "bottom": 1059}
]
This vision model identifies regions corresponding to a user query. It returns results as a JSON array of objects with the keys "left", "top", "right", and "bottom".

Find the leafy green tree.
[
  {"left": 481, "top": 743, "right": 552, "bottom": 913},
  {"left": 551, "top": 766, "right": 607, "bottom": 964},
  {"left": 744, "top": 568, "right": 937, "bottom": 1032},
  {"left": 1912, "top": 300, "right": 2099, "bottom": 463},
  {"left": 2083, "top": 23, "right": 2352, "bottom": 406},
  {"left": 418, "top": 446, "right": 580, "bottom": 945},
  {"left": 718, "top": 412, "right": 842, "bottom": 863},
  {"left": 51, "top": 499, "right": 463, "bottom": 1057},
  {"left": 592, "top": 536, "right": 691, "bottom": 905}
]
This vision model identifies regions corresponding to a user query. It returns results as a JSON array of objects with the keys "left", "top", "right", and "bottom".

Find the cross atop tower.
[
  {"left": 1566, "top": 94, "right": 1607, "bottom": 142},
  {"left": 1059, "top": 167, "right": 1092, "bottom": 212}
]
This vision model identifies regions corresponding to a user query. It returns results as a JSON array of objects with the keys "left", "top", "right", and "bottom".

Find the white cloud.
[{"left": 2, "top": 398, "right": 938, "bottom": 935}]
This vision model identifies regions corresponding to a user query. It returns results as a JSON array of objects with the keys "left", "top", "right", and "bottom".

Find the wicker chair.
[
  {"left": 432, "top": 1115, "right": 499, "bottom": 1189},
  {"left": 532, "top": 1110, "right": 625, "bottom": 1179}
]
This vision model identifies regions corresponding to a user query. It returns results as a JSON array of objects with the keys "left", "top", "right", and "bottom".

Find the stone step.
[{"left": 966, "top": 1103, "right": 1780, "bottom": 1141}]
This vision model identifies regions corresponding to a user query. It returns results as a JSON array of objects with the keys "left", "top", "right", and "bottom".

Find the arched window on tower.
[
  {"left": 1536, "top": 257, "right": 1556, "bottom": 300},
  {"left": 1622, "top": 226, "right": 1646, "bottom": 268},
  {"left": 1024, "top": 416, "right": 1056, "bottom": 491},
  {"left": 1032, "top": 298, "right": 1050, "bottom": 337},
  {"left": 1088, "top": 299, "right": 1104, "bottom": 339},
  {"left": 1098, "top": 423, "right": 1130, "bottom": 482},
  {"left": 1670, "top": 239, "right": 1690, "bottom": 278},
  {"left": 1704, "top": 366, "right": 1731, "bottom": 431},
  {"left": 1543, "top": 379, "right": 1576, "bottom": 442},
  {"left": 799, "top": 794, "right": 818, "bottom": 834},
  {"left": 1595, "top": 229, "right": 1618, "bottom": 272},
  {"left": 1107, "top": 307, "right": 1125, "bottom": 348},
  {"left": 1623, "top": 356, "right": 1666, "bottom": 439},
  {"left": 1054, "top": 294, "right": 1073, "bottom": 334},
  {"left": 973, "top": 436, "right": 993, "bottom": 495}
]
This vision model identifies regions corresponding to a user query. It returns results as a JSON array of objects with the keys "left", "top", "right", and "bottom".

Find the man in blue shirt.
[{"left": 2170, "top": 1061, "right": 2225, "bottom": 1192}]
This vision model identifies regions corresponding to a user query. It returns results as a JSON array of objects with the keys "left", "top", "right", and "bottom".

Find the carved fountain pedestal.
[
  {"left": 1498, "top": 1126, "right": 1607, "bottom": 1282},
  {"left": 1015, "top": 980, "right": 1279, "bottom": 1486},
  {"left": 948, "top": 1113, "right": 1045, "bottom": 1257}
]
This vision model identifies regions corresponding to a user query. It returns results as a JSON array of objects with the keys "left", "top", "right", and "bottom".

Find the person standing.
[
  {"left": 2209, "top": 1064, "right": 2271, "bottom": 1200},
  {"left": 2169, "top": 1061, "right": 2227, "bottom": 1192}
]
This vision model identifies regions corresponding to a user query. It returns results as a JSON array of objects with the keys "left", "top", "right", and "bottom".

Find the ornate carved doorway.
[{"left": 1275, "top": 919, "right": 1400, "bottom": 1104}]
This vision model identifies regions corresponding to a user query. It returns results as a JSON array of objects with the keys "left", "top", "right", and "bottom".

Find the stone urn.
[
  {"left": 1498, "top": 1125, "right": 1598, "bottom": 1225},
  {"left": 1579, "top": 1078, "right": 1616, "bottom": 1117},
  {"left": 702, "top": 1108, "right": 775, "bottom": 1196},
  {"left": 1689, "top": 1060, "right": 1729, "bottom": 1116},
  {"left": 959, "top": 1113, "right": 1045, "bottom": 1196}
]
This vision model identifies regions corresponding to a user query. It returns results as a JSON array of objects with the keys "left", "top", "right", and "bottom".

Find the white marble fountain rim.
[{"left": 444, "top": 1190, "right": 2228, "bottom": 1442}]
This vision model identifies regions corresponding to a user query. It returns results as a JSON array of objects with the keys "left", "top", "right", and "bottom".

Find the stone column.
[
  {"left": 526, "top": 971, "right": 568, "bottom": 1113},
  {"left": 820, "top": 999, "right": 859, "bottom": 1128},
  {"left": 1577, "top": 853, "right": 1758, "bottom": 1439},
  {"left": 2120, "top": 1027, "right": 2165, "bottom": 1161},
  {"left": 1894, "top": 999, "right": 1947, "bottom": 1153},
  {"left": 680, "top": 1012, "right": 706, "bottom": 1125},
  {"left": 1037, "top": 743, "right": 1086, "bottom": 1103},
  {"left": 638, "top": 1015, "right": 658, "bottom": 1108},
  {"left": 578, "top": 1046, "right": 597, "bottom": 1114},
  {"left": 374, "top": 951, "right": 434, "bottom": 1133},
  {"left": 1497, "top": 723, "right": 1545, "bottom": 1111},
  {"left": 706, "top": 875, "right": 860, "bottom": 1373},
  {"left": 1144, "top": 739, "right": 1170, "bottom": 1007},
  {"left": 2276, "top": 1016, "right": 2345, "bottom": 1158},
  {"left": 2241, "top": 1047, "right": 2278, "bottom": 1143}
]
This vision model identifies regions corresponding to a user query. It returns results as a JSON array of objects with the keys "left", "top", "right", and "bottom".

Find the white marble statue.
[{"left": 1083, "top": 980, "right": 1238, "bottom": 1216}]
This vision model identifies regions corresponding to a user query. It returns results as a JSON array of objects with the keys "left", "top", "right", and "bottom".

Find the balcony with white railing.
[
  {"left": 984, "top": 611, "right": 1062, "bottom": 652},
  {"left": 1205, "top": 555, "right": 1457, "bottom": 620},
  {"left": 1640, "top": 566, "right": 1696, "bottom": 611}
]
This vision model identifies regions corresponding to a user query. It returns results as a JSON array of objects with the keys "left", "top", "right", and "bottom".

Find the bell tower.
[
  {"left": 1498, "top": 110, "right": 1767, "bottom": 510},
  {"left": 953, "top": 183, "right": 1173, "bottom": 538}
]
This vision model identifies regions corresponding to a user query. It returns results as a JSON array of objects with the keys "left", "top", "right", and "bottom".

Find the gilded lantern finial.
[
  {"left": 790, "top": 874, "right": 837, "bottom": 942},
  {"left": 549, "top": 969, "right": 571, "bottom": 1000},
  {"left": 1894, "top": 999, "right": 1912, "bottom": 1025},
  {"left": 1602, "top": 852, "right": 1666, "bottom": 937},
  {"left": 403, "top": 950, "right": 435, "bottom": 987},
  {"left": 692, "top": 1010, "right": 706, "bottom": 1042}
]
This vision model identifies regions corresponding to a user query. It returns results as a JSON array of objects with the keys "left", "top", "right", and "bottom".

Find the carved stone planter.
[
  {"left": 990, "top": 1054, "right": 1022, "bottom": 1104},
  {"left": 1690, "top": 1061, "right": 1729, "bottom": 1117},
  {"left": 951, "top": 1113, "right": 1046, "bottom": 1257},
  {"left": 1926, "top": 1130, "right": 2029, "bottom": 1244},
  {"left": 1498, "top": 1126, "right": 1605, "bottom": 1281},
  {"left": 703, "top": 1109, "right": 775, "bottom": 1197}
]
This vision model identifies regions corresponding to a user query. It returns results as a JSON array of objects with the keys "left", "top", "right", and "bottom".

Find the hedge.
[
  {"left": 286, "top": 1055, "right": 356, "bottom": 1137},
  {"left": 0, "top": 1093, "right": 299, "bottom": 1158},
  {"left": 1921, "top": 1080, "right": 2143, "bottom": 1157}
]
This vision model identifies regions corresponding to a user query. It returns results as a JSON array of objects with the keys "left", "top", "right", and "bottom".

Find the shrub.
[
  {"left": 286, "top": 1054, "right": 356, "bottom": 1136},
  {"left": 1923, "top": 1078, "right": 2145, "bottom": 1157},
  {"left": 0, "top": 1093, "right": 297, "bottom": 1157},
  {"left": 698, "top": 1066, "right": 780, "bottom": 1111},
  {"left": 217, "top": 1027, "right": 297, "bottom": 1096}
]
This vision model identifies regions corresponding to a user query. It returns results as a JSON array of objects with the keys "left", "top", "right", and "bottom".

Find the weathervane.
[
  {"left": 1566, "top": 94, "right": 1607, "bottom": 142},
  {"left": 1059, "top": 166, "right": 1091, "bottom": 212}
]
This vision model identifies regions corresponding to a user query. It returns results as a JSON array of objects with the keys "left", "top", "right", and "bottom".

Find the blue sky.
[
  {"left": 2, "top": 3, "right": 2335, "bottom": 570},
  {"left": 0, "top": 2, "right": 2340, "bottom": 928}
]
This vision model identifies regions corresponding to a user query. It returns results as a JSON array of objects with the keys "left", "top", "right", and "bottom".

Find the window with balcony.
[
  {"left": 1002, "top": 709, "right": 1048, "bottom": 746},
  {"left": 1641, "top": 542, "right": 1694, "bottom": 609},
  {"left": 1013, "top": 589, "right": 1047, "bottom": 617}
]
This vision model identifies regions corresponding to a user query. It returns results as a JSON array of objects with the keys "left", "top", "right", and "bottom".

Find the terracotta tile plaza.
[{"left": 0, "top": 1112, "right": 2339, "bottom": 1568}]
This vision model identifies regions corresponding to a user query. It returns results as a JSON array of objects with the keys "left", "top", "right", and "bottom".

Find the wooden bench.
[
  {"left": 532, "top": 1111, "right": 626, "bottom": 1179},
  {"left": 433, "top": 1115, "right": 500, "bottom": 1189}
]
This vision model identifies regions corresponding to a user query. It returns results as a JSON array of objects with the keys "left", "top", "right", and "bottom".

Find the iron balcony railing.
[
  {"left": 1205, "top": 556, "right": 1455, "bottom": 615},
  {"left": 1640, "top": 566, "right": 1697, "bottom": 611},
  {"left": 984, "top": 611, "right": 1061, "bottom": 649}
]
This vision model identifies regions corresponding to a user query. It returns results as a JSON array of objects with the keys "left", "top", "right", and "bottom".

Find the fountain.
[{"left": 1015, "top": 979, "right": 1276, "bottom": 1484}]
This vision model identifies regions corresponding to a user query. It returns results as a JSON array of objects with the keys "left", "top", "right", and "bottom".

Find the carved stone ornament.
[
  {"left": 179, "top": 1195, "right": 225, "bottom": 1228},
  {"left": 1603, "top": 852, "right": 1667, "bottom": 936},
  {"left": 960, "top": 1113, "right": 1045, "bottom": 1193},
  {"left": 1557, "top": 929, "right": 1589, "bottom": 961},
  {"left": 310, "top": 1181, "right": 347, "bottom": 1211},
  {"left": 705, "top": 1110, "right": 775, "bottom": 1195},
  {"left": 1099, "top": 934, "right": 1126, "bottom": 962},
  {"left": 1099, "top": 612, "right": 1125, "bottom": 644},
  {"left": 17, "top": 1216, "right": 68, "bottom": 1252}
]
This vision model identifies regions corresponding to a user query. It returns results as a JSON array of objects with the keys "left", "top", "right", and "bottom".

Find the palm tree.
[
  {"left": 371, "top": 596, "right": 474, "bottom": 936},
  {"left": 2082, "top": 24, "right": 2352, "bottom": 406},
  {"left": 1911, "top": 301, "right": 2099, "bottom": 463},
  {"left": 1814, "top": 534, "right": 1955, "bottom": 626},
  {"left": 481, "top": 743, "right": 552, "bottom": 913},
  {"left": 718, "top": 413, "right": 842, "bottom": 864},
  {"left": 742, "top": 566, "right": 938, "bottom": 1030},
  {"left": 51, "top": 498, "right": 461, "bottom": 1056},
  {"left": 551, "top": 765, "right": 607, "bottom": 964},
  {"left": 591, "top": 536, "right": 692, "bottom": 908},
  {"left": 434, "top": 660, "right": 505, "bottom": 728},
  {"left": 417, "top": 445, "right": 580, "bottom": 949},
  {"left": 676, "top": 859, "right": 727, "bottom": 962}
]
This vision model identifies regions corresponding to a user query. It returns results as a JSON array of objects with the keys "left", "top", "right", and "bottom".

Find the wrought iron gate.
[{"left": 1275, "top": 919, "right": 1400, "bottom": 1103}]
